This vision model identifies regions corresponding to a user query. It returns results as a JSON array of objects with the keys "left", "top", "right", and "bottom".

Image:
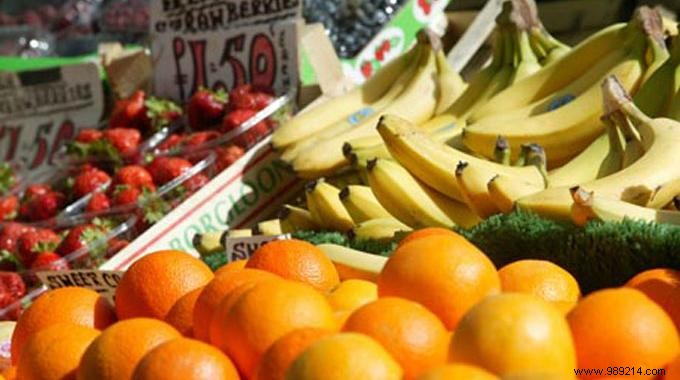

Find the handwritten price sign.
[
  {"left": 150, "top": 0, "right": 301, "bottom": 102},
  {"left": 0, "top": 64, "right": 104, "bottom": 176}
]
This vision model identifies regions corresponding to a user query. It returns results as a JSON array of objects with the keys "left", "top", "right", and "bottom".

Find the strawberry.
[
  {"left": 16, "top": 228, "right": 60, "bottom": 267},
  {"left": 114, "top": 165, "right": 155, "bottom": 191},
  {"left": 112, "top": 186, "right": 142, "bottom": 206},
  {"left": 19, "top": 190, "right": 66, "bottom": 222},
  {"left": 221, "top": 109, "right": 257, "bottom": 133},
  {"left": 0, "top": 272, "right": 25, "bottom": 300},
  {"left": 232, "top": 120, "right": 270, "bottom": 149},
  {"left": 0, "top": 223, "right": 34, "bottom": 254},
  {"left": 73, "top": 167, "right": 111, "bottom": 198},
  {"left": 187, "top": 88, "right": 227, "bottom": 130},
  {"left": 157, "top": 133, "right": 185, "bottom": 152},
  {"left": 75, "top": 128, "right": 103, "bottom": 143},
  {"left": 0, "top": 163, "right": 16, "bottom": 196},
  {"left": 103, "top": 128, "right": 141, "bottom": 157},
  {"left": 23, "top": 184, "right": 51, "bottom": 201},
  {"left": 229, "top": 84, "right": 257, "bottom": 111},
  {"left": 146, "top": 156, "right": 192, "bottom": 186},
  {"left": 109, "top": 90, "right": 147, "bottom": 130},
  {"left": 183, "top": 131, "right": 220, "bottom": 148},
  {"left": 214, "top": 145, "right": 245, "bottom": 172},
  {"left": 30, "top": 252, "right": 70, "bottom": 271},
  {"left": 85, "top": 192, "right": 111, "bottom": 213},
  {"left": 144, "top": 97, "right": 182, "bottom": 132},
  {"left": 252, "top": 92, "right": 273, "bottom": 111},
  {"left": 0, "top": 195, "right": 18, "bottom": 221},
  {"left": 56, "top": 224, "right": 105, "bottom": 256},
  {"left": 183, "top": 173, "right": 209, "bottom": 193}
]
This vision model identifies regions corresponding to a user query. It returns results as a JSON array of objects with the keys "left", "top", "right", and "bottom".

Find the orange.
[
  {"left": 498, "top": 260, "right": 581, "bottom": 313},
  {"left": 377, "top": 234, "right": 500, "bottom": 329},
  {"left": 397, "top": 227, "right": 458, "bottom": 248},
  {"left": 326, "top": 279, "right": 377, "bottom": 313},
  {"left": 215, "top": 259, "right": 248, "bottom": 276},
  {"left": 132, "top": 337, "right": 239, "bottom": 380},
  {"left": 567, "top": 288, "right": 679, "bottom": 379},
  {"left": 245, "top": 239, "right": 340, "bottom": 291},
  {"left": 343, "top": 297, "right": 449, "bottom": 379},
  {"left": 193, "top": 268, "right": 280, "bottom": 341},
  {"left": 210, "top": 280, "right": 336, "bottom": 378},
  {"left": 115, "top": 250, "right": 214, "bottom": 320},
  {"left": 286, "top": 332, "right": 402, "bottom": 379},
  {"left": 77, "top": 318, "right": 181, "bottom": 380},
  {"left": 665, "top": 355, "right": 680, "bottom": 380},
  {"left": 164, "top": 287, "right": 203, "bottom": 337},
  {"left": 416, "top": 364, "right": 498, "bottom": 380},
  {"left": 626, "top": 268, "right": 680, "bottom": 330},
  {"left": 11, "top": 287, "right": 115, "bottom": 364},
  {"left": 16, "top": 323, "right": 99, "bottom": 380},
  {"left": 2, "top": 367, "right": 15, "bottom": 380},
  {"left": 254, "top": 327, "right": 332, "bottom": 380},
  {"left": 450, "top": 293, "right": 576, "bottom": 377}
]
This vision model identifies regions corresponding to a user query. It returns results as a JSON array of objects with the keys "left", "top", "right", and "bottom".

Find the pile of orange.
[{"left": 5, "top": 229, "right": 680, "bottom": 380}]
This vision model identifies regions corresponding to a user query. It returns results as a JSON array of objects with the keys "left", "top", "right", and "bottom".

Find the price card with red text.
[
  {"left": 0, "top": 63, "right": 104, "bottom": 176},
  {"left": 150, "top": 0, "right": 301, "bottom": 102}
]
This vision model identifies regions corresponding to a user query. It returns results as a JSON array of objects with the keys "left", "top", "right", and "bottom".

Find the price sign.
[
  {"left": 35, "top": 269, "right": 125, "bottom": 305},
  {"left": 0, "top": 63, "right": 104, "bottom": 176},
  {"left": 225, "top": 233, "right": 291, "bottom": 261},
  {"left": 150, "top": 0, "right": 301, "bottom": 102}
]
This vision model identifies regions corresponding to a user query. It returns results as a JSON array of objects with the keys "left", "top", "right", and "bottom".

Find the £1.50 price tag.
[
  {"left": 0, "top": 63, "right": 104, "bottom": 176},
  {"left": 150, "top": 0, "right": 300, "bottom": 102}
]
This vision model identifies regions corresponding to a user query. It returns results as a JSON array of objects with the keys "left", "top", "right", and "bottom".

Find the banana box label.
[
  {"left": 225, "top": 234, "right": 291, "bottom": 261},
  {"left": 0, "top": 63, "right": 104, "bottom": 177}
]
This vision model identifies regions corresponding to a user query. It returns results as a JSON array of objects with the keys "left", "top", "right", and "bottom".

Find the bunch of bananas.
[{"left": 265, "top": 3, "right": 680, "bottom": 238}]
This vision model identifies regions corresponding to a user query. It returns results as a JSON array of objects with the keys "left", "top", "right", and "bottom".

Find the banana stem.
[
  {"left": 494, "top": 136, "right": 511, "bottom": 165},
  {"left": 524, "top": 143, "right": 549, "bottom": 187},
  {"left": 603, "top": 116, "right": 626, "bottom": 157},
  {"left": 514, "top": 144, "right": 530, "bottom": 166}
]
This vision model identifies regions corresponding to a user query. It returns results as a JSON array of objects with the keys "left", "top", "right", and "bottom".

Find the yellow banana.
[
  {"left": 487, "top": 174, "right": 544, "bottom": 214},
  {"left": 455, "top": 162, "right": 502, "bottom": 218},
  {"left": 349, "top": 218, "right": 412, "bottom": 242},
  {"left": 279, "top": 204, "right": 319, "bottom": 232},
  {"left": 253, "top": 219, "right": 283, "bottom": 236},
  {"left": 434, "top": 49, "right": 467, "bottom": 114},
  {"left": 317, "top": 243, "right": 387, "bottom": 281},
  {"left": 339, "top": 185, "right": 393, "bottom": 223},
  {"left": 227, "top": 229, "right": 252, "bottom": 238},
  {"left": 305, "top": 180, "right": 355, "bottom": 231}
]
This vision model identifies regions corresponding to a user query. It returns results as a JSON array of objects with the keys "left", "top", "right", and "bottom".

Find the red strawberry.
[
  {"left": 0, "top": 272, "right": 25, "bottom": 300},
  {"left": 16, "top": 228, "right": 61, "bottom": 267},
  {"left": 112, "top": 186, "right": 142, "bottom": 206},
  {"left": 214, "top": 145, "right": 245, "bottom": 172},
  {"left": 157, "top": 133, "right": 185, "bottom": 152},
  {"left": 73, "top": 167, "right": 111, "bottom": 198},
  {"left": 30, "top": 252, "right": 70, "bottom": 271},
  {"left": 252, "top": 92, "right": 273, "bottom": 111},
  {"left": 187, "top": 88, "right": 227, "bottom": 130},
  {"left": 23, "top": 184, "right": 51, "bottom": 201},
  {"left": 56, "top": 224, "right": 103, "bottom": 256},
  {"left": 143, "top": 97, "right": 182, "bottom": 132},
  {"left": 114, "top": 165, "right": 155, "bottom": 191},
  {"left": 85, "top": 192, "right": 111, "bottom": 213},
  {"left": 0, "top": 195, "right": 18, "bottom": 221},
  {"left": 75, "top": 128, "right": 103, "bottom": 143},
  {"left": 109, "top": 90, "right": 147, "bottom": 130},
  {"left": 232, "top": 120, "right": 270, "bottom": 149},
  {"left": 221, "top": 109, "right": 257, "bottom": 133},
  {"left": 103, "top": 128, "right": 141, "bottom": 157},
  {"left": 146, "top": 157, "right": 192, "bottom": 186},
  {"left": 183, "top": 131, "right": 220, "bottom": 148},
  {"left": 0, "top": 223, "right": 34, "bottom": 254},
  {"left": 19, "top": 191, "right": 66, "bottom": 222},
  {"left": 183, "top": 173, "right": 209, "bottom": 193},
  {"left": 229, "top": 84, "right": 257, "bottom": 110}
]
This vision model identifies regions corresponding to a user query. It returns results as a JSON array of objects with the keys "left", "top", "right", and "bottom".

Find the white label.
[
  {"left": 35, "top": 269, "right": 124, "bottom": 305},
  {"left": 150, "top": 0, "right": 302, "bottom": 32},
  {"left": 0, "top": 63, "right": 104, "bottom": 177},
  {"left": 151, "top": 14, "right": 299, "bottom": 102},
  {"left": 225, "top": 233, "right": 291, "bottom": 261}
]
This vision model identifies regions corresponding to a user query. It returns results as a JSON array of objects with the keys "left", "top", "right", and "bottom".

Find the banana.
[
  {"left": 493, "top": 136, "right": 511, "bottom": 165},
  {"left": 317, "top": 243, "right": 387, "bottom": 281},
  {"left": 305, "top": 180, "right": 355, "bottom": 231},
  {"left": 519, "top": 76, "right": 680, "bottom": 220},
  {"left": 279, "top": 44, "right": 425, "bottom": 163},
  {"left": 529, "top": 27, "right": 571, "bottom": 65},
  {"left": 462, "top": 32, "right": 650, "bottom": 167},
  {"left": 227, "top": 229, "right": 252, "bottom": 238},
  {"left": 193, "top": 231, "right": 226, "bottom": 256},
  {"left": 292, "top": 33, "right": 439, "bottom": 178},
  {"left": 342, "top": 141, "right": 392, "bottom": 167},
  {"left": 325, "top": 170, "right": 365, "bottom": 188},
  {"left": 570, "top": 186, "right": 680, "bottom": 226},
  {"left": 339, "top": 185, "right": 393, "bottom": 223},
  {"left": 377, "top": 115, "right": 545, "bottom": 202},
  {"left": 509, "top": 27, "right": 543, "bottom": 84},
  {"left": 469, "top": 21, "right": 631, "bottom": 119},
  {"left": 546, "top": 119, "right": 625, "bottom": 187},
  {"left": 365, "top": 158, "right": 457, "bottom": 228},
  {"left": 637, "top": 35, "right": 680, "bottom": 118},
  {"left": 349, "top": 218, "right": 412, "bottom": 242},
  {"left": 272, "top": 43, "right": 420, "bottom": 149},
  {"left": 434, "top": 49, "right": 467, "bottom": 114},
  {"left": 455, "top": 162, "right": 502, "bottom": 218},
  {"left": 279, "top": 205, "right": 319, "bottom": 232},
  {"left": 253, "top": 219, "right": 283, "bottom": 236},
  {"left": 487, "top": 174, "right": 543, "bottom": 214}
]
